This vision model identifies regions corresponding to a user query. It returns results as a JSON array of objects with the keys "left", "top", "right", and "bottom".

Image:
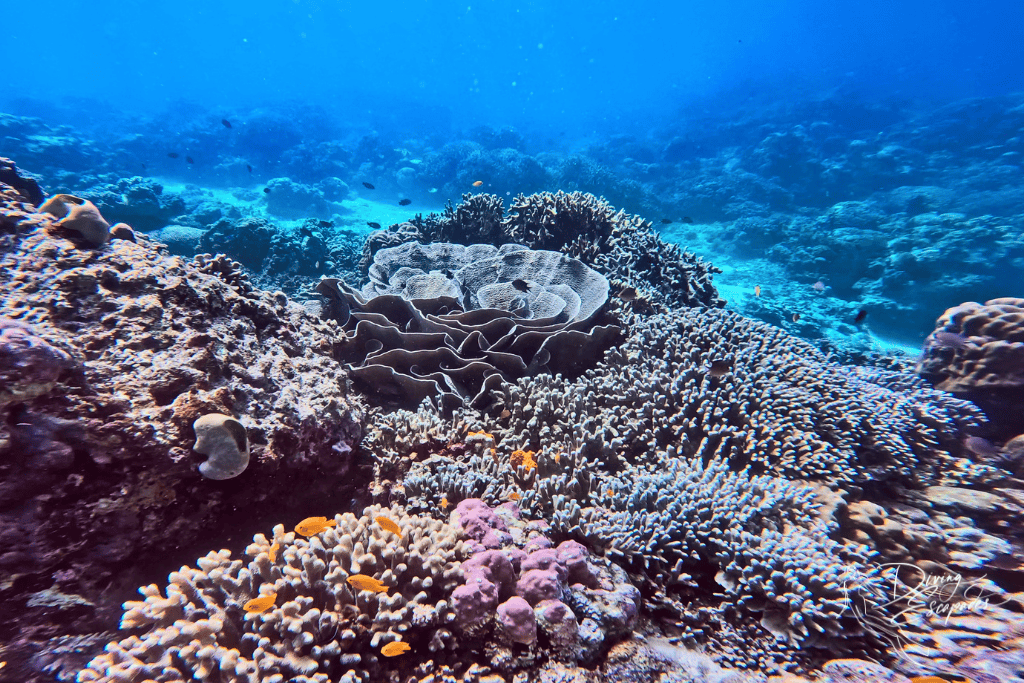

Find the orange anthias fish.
[
  {"left": 754, "top": 285, "right": 761, "bottom": 297},
  {"left": 510, "top": 449, "right": 537, "bottom": 472},
  {"left": 381, "top": 641, "right": 411, "bottom": 657},
  {"left": 439, "top": 496, "right": 450, "bottom": 510},
  {"left": 375, "top": 516, "right": 402, "bottom": 536},
  {"left": 347, "top": 574, "right": 389, "bottom": 593},
  {"left": 294, "top": 516, "right": 337, "bottom": 537},
  {"left": 910, "top": 677, "right": 970, "bottom": 683},
  {"left": 243, "top": 593, "right": 277, "bottom": 613},
  {"left": 268, "top": 542, "right": 280, "bottom": 562},
  {"left": 472, "top": 180, "right": 484, "bottom": 187}
]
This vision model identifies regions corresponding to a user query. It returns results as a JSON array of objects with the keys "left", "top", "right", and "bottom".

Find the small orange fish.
[
  {"left": 754, "top": 285, "right": 761, "bottom": 297},
  {"left": 605, "top": 488, "right": 614, "bottom": 496},
  {"left": 347, "top": 574, "right": 388, "bottom": 593},
  {"left": 243, "top": 593, "right": 277, "bottom": 613},
  {"left": 440, "top": 496, "right": 449, "bottom": 510},
  {"left": 553, "top": 452, "right": 561, "bottom": 464},
  {"left": 910, "top": 677, "right": 956, "bottom": 683},
  {"left": 472, "top": 180, "right": 484, "bottom": 187},
  {"left": 510, "top": 449, "right": 537, "bottom": 472},
  {"left": 294, "top": 516, "right": 337, "bottom": 537},
  {"left": 381, "top": 641, "right": 411, "bottom": 657},
  {"left": 792, "top": 313, "right": 801, "bottom": 323},
  {"left": 376, "top": 516, "right": 401, "bottom": 536},
  {"left": 508, "top": 491, "right": 521, "bottom": 501},
  {"left": 467, "top": 430, "right": 494, "bottom": 441},
  {"left": 268, "top": 543, "right": 280, "bottom": 562}
]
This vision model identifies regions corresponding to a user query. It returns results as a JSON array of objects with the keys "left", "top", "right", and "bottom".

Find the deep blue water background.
[
  {"left": 6, "top": 0, "right": 1021, "bottom": 133},
  {"left": 2, "top": 0, "right": 1024, "bottom": 351}
]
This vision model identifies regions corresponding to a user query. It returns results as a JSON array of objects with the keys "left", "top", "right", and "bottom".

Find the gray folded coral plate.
[{"left": 317, "top": 242, "right": 620, "bottom": 410}]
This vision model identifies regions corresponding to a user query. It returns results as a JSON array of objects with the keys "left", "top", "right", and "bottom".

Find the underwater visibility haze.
[{"left": 2, "top": 1, "right": 1024, "bottom": 682}]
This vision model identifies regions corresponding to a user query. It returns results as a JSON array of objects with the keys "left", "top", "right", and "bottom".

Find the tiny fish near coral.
[
  {"left": 376, "top": 516, "right": 402, "bottom": 536},
  {"left": 347, "top": 574, "right": 388, "bottom": 593},
  {"left": 294, "top": 516, "right": 337, "bottom": 536},
  {"left": 243, "top": 593, "right": 276, "bottom": 613},
  {"left": 381, "top": 641, "right": 411, "bottom": 657},
  {"left": 510, "top": 449, "right": 537, "bottom": 472},
  {"left": 268, "top": 542, "right": 279, "bottom": 562}
]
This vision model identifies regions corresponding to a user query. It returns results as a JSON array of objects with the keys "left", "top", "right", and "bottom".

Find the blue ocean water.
[
  {"left": 5, "top": 0, "right": 1021, "bottom": 131},
  {"left": 3, "top": 1, "right": 1020, "bottom": 351},
  {"left": 5, "top": 3, "right": 1024, "bottom": 681}
]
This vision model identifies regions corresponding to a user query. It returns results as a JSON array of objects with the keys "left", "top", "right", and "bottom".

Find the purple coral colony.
[{"left": 3, "top": 47, "right": 1024, "bottom": 683}]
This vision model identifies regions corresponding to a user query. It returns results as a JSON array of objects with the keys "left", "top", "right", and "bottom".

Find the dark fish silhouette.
[
  {"left": 221, "top": 119, "right": 232, "bottom": 128},
  {"left": 443, "top": 269, "right": 454, "bottom": 278},
  {"left": 682, "top": 216, "right": 694, "bottom": 224},
  {"left": 854, "top": 309, "right": 868, "bottom": 324},
  {"left": 362, "top": 182, "right": 375, "bottom": 189},
  {"left": 661, "top": 218, "right": 673, "bottom": 224},
  {"left": 263, "top": 188, "right": 271, "bottom": 194},
  {"left": 246, "top": 164, "right": 252, "bottom": 173},
  {"left": 617, "top": 286, "right": 637, "bottom": 301},
  {"left": 399, "top": 199, "right": 412, "bottom": 206},
  {"left": 141, "top": 163, "right": 147, "bottom": 170},
  {"left": 964, "top": 435, "right": 999, "bottom": 458},
  {"left": 367, "top": 222, "right": 381, "bottom": 229},
  {"left": 707, "top": 359, "right": 731, "bottom": 378},
  {"left": 931, "top": 331, "right": 968, "bottom": 349},
  {"left": 186, "top": 156, "right": 194, "bottom": 164},
  {"left": 511, "top": 279, "right": 530, "bottom": 292},
  {"left": 792, "top": 313, "right": 801, "bottom": 323},
  {"left": 167, "top": 152, "right": 179, "bottom": 159}
]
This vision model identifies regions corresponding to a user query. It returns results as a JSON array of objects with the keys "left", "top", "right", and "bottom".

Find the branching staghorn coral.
[{"left": 488, "top": 307, "right": 986, "bottom": 486}]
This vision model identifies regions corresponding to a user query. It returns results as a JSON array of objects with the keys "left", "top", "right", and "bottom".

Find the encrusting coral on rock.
[{"left": 0, "top": 159, "right": 364, "bottom": 675}]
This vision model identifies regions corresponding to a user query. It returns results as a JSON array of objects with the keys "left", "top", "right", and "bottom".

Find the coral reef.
[
  {"left": 318, "top": 242, "right": 621, "bottom": 410},
  {"left": 363, "top": 191, "right": 724, "bottom": 310},
  {"left": 917, "top": 297, "right": 1024, "bottom": 392},
  {"left": 78, "top": 506, "right": 465, "bottom": 683},
  {"left": 0, "top": 163, "right": 364, "bottom": 677},
  {"left": 448, "top": 499, "right": 640, "bottom": 669}
]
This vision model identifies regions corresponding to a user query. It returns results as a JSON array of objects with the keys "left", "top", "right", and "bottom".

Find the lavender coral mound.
[
  {"left": 78, "top": 506, "right": 466, "bottom": 683},
  {"left": 360, "top": 191, "right": 724, "bottom": 310},
  {"left": 448, "top": 499, "right": 641, "bottom": 669}
]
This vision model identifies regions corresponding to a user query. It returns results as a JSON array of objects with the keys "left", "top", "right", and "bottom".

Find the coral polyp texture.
[
  {"left": 78, "top": 506, "right": 466, "bottom": 683},
  {"left": 917, "top": 297, "right": 1024, "bottom": 392},
  {"left": 361, "top": 191, "right": 724, "bottom": 310},
  {"left": 79, "top": 500, "right": 650, "bottom": 682},
  {"left": 483, "top": 307, "right": 986, "bottom": 485},
  {"left": 317, "top": 241, "right": 621, "bottom": 410},
  {"left": 0, "top": 161, "right": 363, "bottom": 668}
]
